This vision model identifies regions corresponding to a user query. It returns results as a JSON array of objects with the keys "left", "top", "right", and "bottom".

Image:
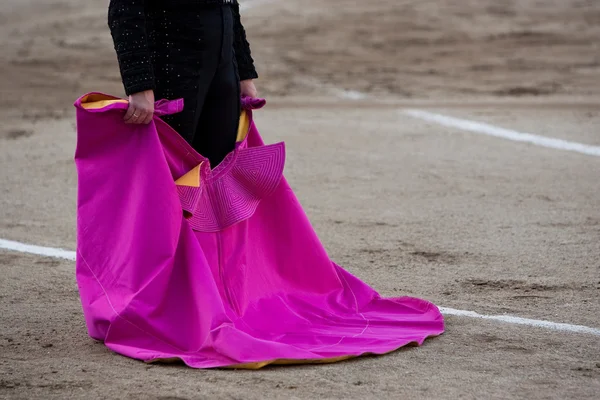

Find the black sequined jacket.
[{"left": 108, "top": 0, "right": 258, "bottom": 96}]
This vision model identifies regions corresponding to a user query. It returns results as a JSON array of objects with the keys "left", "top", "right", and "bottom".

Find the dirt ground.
[{"left": 1, "top": 0, "right": 599, "bottom": 399}]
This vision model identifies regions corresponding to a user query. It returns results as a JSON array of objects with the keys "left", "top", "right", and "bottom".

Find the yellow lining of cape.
[
  {"left": 80, "top": 94, "right": 128, "bottom": 110},
  {"left": 236, "top": 109, "right": 250, "bottom": 143},
  {"left": 175, "top": 163, "right": 202, "bottom": 187},
  {"left": 145, "top": 335, "right": 441, "bottom": 370},
  {"left": 147, "top": 355, "right": 357, "bottom": 370}
]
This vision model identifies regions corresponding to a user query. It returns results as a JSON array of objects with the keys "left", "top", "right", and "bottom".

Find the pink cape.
[{"left": 74, "top": 93, "right": 444, "bottom": 369}]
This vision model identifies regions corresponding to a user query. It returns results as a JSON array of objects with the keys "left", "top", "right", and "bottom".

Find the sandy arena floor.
[{"left": 1, "top": 0, "right": 599, "bottom": 399}]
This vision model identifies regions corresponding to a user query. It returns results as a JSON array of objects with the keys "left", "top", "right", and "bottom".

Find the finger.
[
  {"left": 246, "top": 86, "right": 258, "bottom": 98},
  {"left": 139, "top": 109, "right": 153, "bottom": 124},
  {"left": 131, "top": 110, "right": 146, "bottom": 124},
  {"left": 142, "top": 111, "right": 154, "bottom": 125},
  {"left": 125, "top": 109, "right": 140, "bottom": 124},
  {"left": 124, "top": 105, "right": 137, "bottom": 122}
]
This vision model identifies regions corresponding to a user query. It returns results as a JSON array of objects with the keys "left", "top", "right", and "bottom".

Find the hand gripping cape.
[{"left": 74, "top": 93, "right": 444, "bottom": 369}]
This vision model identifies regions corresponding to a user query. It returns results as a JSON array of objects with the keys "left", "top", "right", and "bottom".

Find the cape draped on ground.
[{"left": 74, "top": 93, "right": 444, "bottom": 369}]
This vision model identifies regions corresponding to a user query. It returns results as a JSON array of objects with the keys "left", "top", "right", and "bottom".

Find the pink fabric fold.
[
  {"left": 74, "top": 92, "right": 444, "bottom": 369},
  {"left": 177, "top": 141, "right": 285, "bottom": 232}
]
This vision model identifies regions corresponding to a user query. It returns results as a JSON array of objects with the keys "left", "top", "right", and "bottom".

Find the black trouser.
[{"left": 153, "top": 5, "right": 240, "bottom": 167}]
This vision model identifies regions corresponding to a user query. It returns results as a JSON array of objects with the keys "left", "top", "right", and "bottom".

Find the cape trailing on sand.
[{"left": 74, "top": 93, "right": 444, "bottom": 369}]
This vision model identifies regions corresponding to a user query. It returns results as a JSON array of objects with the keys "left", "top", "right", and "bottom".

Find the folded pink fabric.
[{"left": 74, "top": 93, "right": 444, "bottom": 369}]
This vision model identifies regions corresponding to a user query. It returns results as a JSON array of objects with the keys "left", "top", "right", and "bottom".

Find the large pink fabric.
[{"left": 74, "top": 92, "right": 444, "bottom": 369}]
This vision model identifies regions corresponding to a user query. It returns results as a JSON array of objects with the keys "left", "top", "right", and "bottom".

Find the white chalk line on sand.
[
  {"left": 0, "top": 238, "right": 76, "bottom": 261},
  {"left": 1, "top": 238, "right": 599, "bottom": 337},
  {"left": 438, "top": 307, "right": 600, "bottom": 336},
  {"left": 324, "top": 86, "right": 600, "bottom": 157},
  {"left": 402, "top": 109, "right": 600, "bottom": 157}
]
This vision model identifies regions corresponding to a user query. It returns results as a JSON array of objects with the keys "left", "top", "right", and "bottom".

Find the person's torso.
[{"left": 145, "top": 0, "right": 236, "bottom": 83}]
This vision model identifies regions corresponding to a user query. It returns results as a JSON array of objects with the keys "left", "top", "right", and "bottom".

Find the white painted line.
[
  {"left": 402, "top": 109, "right": 600, "bottom": 157},
  {"left": 330, "top": 88, "right": 369, "bottom": 100},
  {"left": 322, "top": 86, "right": 600, "bottom": 157},
  {"left": 1, "top": 238, "right": 599, "bottom": 336},
  {"left": 439, "top": 307, "right": 600, "bottom": 336},
  {"left": 0, "top": 238, "right": 76, "bottom": 261}
]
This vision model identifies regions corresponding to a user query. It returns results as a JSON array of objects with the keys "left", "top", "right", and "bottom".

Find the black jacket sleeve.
[
  {"left": 232, "top": 2, "right": 259, "bottom": 81},
  {"left": 108, "top": 0, "right": 156, "bottom": 96}
]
